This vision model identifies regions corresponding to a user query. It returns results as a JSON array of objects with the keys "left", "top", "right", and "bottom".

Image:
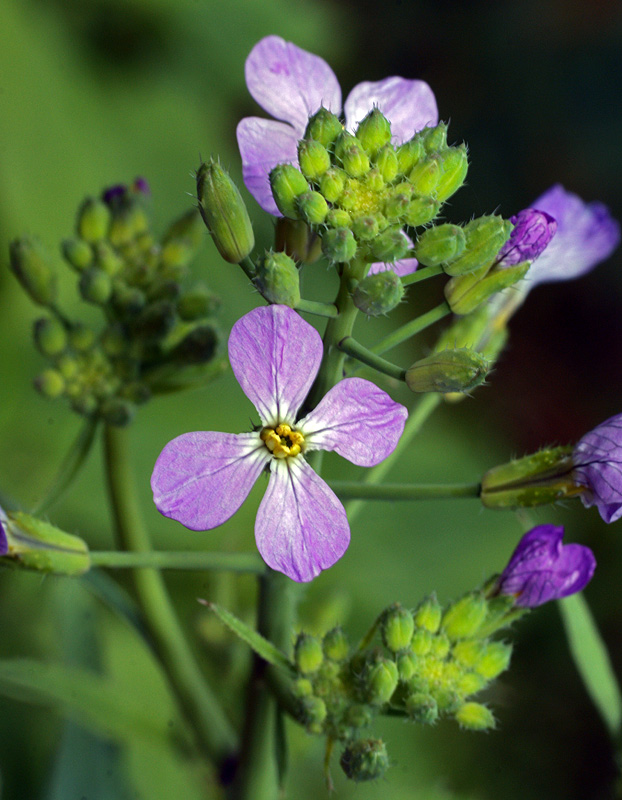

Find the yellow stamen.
[{"left": 260, "top": 423, "right": 305, "bottom": 459}]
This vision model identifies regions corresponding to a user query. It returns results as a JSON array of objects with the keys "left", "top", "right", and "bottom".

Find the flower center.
[{"left": 260, "top": 423, "right": 305, "bottom": 459}]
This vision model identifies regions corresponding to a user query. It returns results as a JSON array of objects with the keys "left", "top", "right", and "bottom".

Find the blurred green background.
[{"left": 1, "top": 0, "right": 621, "bottom": 798}]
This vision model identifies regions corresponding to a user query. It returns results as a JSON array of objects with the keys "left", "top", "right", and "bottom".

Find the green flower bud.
[
  {"left": 405, "top": 348, "right": 489, "bottom": 394},
  {"left": 177, "top": 285, "right": 218, "bottom": 321},
  {"left": 443, "top": 216, "right": 512, "bottom": 277},
  {"left": 480, "top": 447, "right": 579, "bottom": 510},
  {"left": 397, "top": 651, "right": 418, "bottom": 681},
  {"left": 326, "top": 209, "right": 352, "bottom": 228},
  {"left": 381, "top": 604, "right": 415, "bottom": 652},
  {"left": 454, "top": 701, "right": 495, "bottom": 731},
  {"left": 444, "top": 260, "right": 530, "bottom": 315},
  {"left": 352, "top": 215, "right": 380, "bottom": 241},
  {"left": 79, "top": 267, "right": 113, "bottom": 305},
  {"left": 298, "top": 695, "right": 327, "bottom": 734},
  {"left": 474, "top": 641, "right": 512, "bottom": 680},
  {"left": 292, "top": 678, "right": 314, "bottom": 698},
  {"left": 9, "top": 238, "right": 57, "bottom": 307},
  {"left": 269, "top": 163, "right": 310, "bottom": 219},
  {"left": 100, "top": 398, "right": 135, "bottom": 427},
  {"left": 132, "top": 300, "right": 176, "bottom": 340},
  {"left": 452, "top": 639, "right": 486, "bottom": 667},
  {"left": 456, "top": 671, "right": 487, "bottom": 696},
  {"left": 405, "top": 692, "right": 438, "bottom": 725},
  {"left": 3, "top": 511, "right": 90, "bottom": 576},
  {"left": 403, "top": 197, "right": 440, "bottom": 227},
  {"left": 33, "top": 317, "right": 67, "bottom": 357},
  {"left": 76, "top": 197, "right": 111, "bottom": 243},
  {"left": 414, "top": 224, "right": 466, "bottom": 267},
  {"left": 369, "top": 227, "right": 411, "bottom": 262},
  {"left": 429, "top": 632, "right": 451, "bottom": 658},
  {"left": 353, "top": 270, "right": 404, "bottom": 316},
  {"left": 409, "top": 156, "right": 441, "bottom": 196},
  {"left": 374, "top": 145, "right": 399, "bottom": 182},
  {"left": 322, "top": 227, "right": 358, "bottom": 263},
  {"left": 68, "top": 324, "right": 96, "bottom": 352},
  {"left": 62, "top": 238, "right": 92, "bottom": 271},
  {"left": 365, "top": 167, "right": 385, "bottom": 193},
  {"left": 196, "top": 160, "right": 255, "bottom": 263},
  {"left": 296, "top": 190, "right": 329, "bottom": 225},
  {"left": 71, "top": 394, "right": 99, "bottom": 417},
  {"left": 343, "top": 704, "right": 372, "bottom": 730},
  {"left": 421, "top": 122, "right": 448, "bottom": 154},
  {"left": 34, "top": 368, "right": 65, "bottom": 399},
  {"left": 254, "top": 251, "right": 300, "bottom": 307},
  {"left": 413, "top": 593, "right": 442, "bottom": 633},
  {"left": 396, "top": 137, "right": 425, "bottom": 175},
  {"left": 294, "top": 633, "right": 324, "bottom": 674},
  {"left": 365, "top": 658, "right": 399, "bottom": 705},
  {"left": 384, "top": 183, "right": 413, "bottom": 221},
  {"left": 442, "top": 592, "right": 488, "bottom": 640},
  {"left": 112, "top": 283, "right": 146, "bottom": 316},
  {"left": 340, "top": 739, "right": 389, "bottom": 782},
  {"left": 356, "top": 108, "right": 392, "bottom": 156},
  {"left": 304, "top": 107, "right": 343, "bottom": 147},
  {"left": 298, "top": 139, "right": 331, "bottom": 181},
  {"left": 319, "top": 167, "right": 347, "bottom": 203},
  {"left": 411, "top": 628, "right": 433, "bottom": 656},
  {"left": 93, "top": 242, "right": 124, "bottom": 276},
  {"left": 436, "top": 145, "right": 469, "bottom": 202},
  {"left": 340, "top": 144, "right": 371, "bottom": 178},
  {"left": 323, "top": 626, "right": 349, "bottom": 661},
  {"left": 57, "top": 355, "right": 79, "bottom": 380},
  {"left": 109, "top": 206, "right": 147, "bottom": 248}
]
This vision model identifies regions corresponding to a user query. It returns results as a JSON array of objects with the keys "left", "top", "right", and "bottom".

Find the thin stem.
[
  {"left": 90, "top": 550, "right": 264, "bottom": 572},
  {"left": 371, "top": 300, "right": 452, "bottom": 355},
  {"left": 295, "top": 298, "right": 339, "bottom": 318},
  {"left": 31, "top": 417, "right": 99, "bottom": 515},
  {"left": 330, "top": 481, "right": 481, "bottom": 501},
  {"left": 401, "top": 264, "right": 444, "bottom": 286},
  {"left": 238, "top": 255, "right": 256, "bottom": 281},
  {"left": 102, "top": 424, "right": 237, "bottom": 769},
  {"left": 338, "top": 336, "right": 406, "bottom": 381}
]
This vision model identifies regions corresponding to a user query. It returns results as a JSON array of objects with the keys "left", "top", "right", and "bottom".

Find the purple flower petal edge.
[
  {"left": 573, "top": 413, "right": 622, "bottom": 523},
  {"left": 498, "top": 524, "right": 596, "bottom": 607},
  {"left": 0, "top": 510, "right": 7, "bottom": 556}
]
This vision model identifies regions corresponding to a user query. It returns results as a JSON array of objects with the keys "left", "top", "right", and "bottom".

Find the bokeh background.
[{"left": 1, "top": 0, "right": 621, "bottom": 798}]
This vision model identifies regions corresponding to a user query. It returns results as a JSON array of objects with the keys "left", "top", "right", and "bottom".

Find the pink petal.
[
  {"left": 344, "top": 77, "right": 438, "bottom": 144},
  {"left": 245, "top": 35, "right": 342, "bottom": 133},
  {"left": 228, "top": 305, "right": 323, "bottom": 427},
  {"left": 255, "top": 458, "right": 350, "bottom": 581},
  {"left": 236, "top": 117, "right": 300, "bottom": 215},
  {"left": 151, "top": 431, "right": 269, "bottom": 531},
  {"left": 368, "top": 257, "right": 418, "bottom": 277},
  {"left": 300, "top": 377, "right": 408, "bottom": 467}
]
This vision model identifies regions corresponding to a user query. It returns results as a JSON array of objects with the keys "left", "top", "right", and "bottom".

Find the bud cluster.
[
  {"left": 290, "top": 593, "right": 519, "bottom": 783},
  {"left": 9, "top": 180, "right": 221, "bottom": 425}
]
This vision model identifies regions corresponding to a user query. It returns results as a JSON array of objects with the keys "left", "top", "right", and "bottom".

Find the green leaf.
[
  {"left": 202, "top": 601, "right": 295, "bottom": 675},
  {"left": 559, "top": 593, "right": 622, "bottom": 737}
]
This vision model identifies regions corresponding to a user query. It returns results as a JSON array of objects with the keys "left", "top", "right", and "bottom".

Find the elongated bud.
[
  {"left": 298, "top": 139, "right": 331, "bottom": 181},
  {"left": 443, "top": 216, "right": 513, "bottom": 277},
  {"left": 356, "top": 108, "right": 392, "bottom": 157},
  {"left": 254, "top": 250, "right": 300, "bottom": 307},
  {"left": 381, "top": 603, "right": 415, "bottom": 652},
  {"left": 353, "top": 270, "right": 404, "bottom": 316},
  {"left": 405, "top": 348, "right": 489, "bottom": 394},
  {"left": 396, "top": 137, "right": 425, "bottom": 174},
  {"left": 269, "top": 163, "right": 309, "bottom": 219},
  {"left": 34, "top": 368, "right": 65, "bottom": 398},
  {"left": 33, "top": 317, "right": 68, "bottom": 357},
  {"left": 132, "top": 300, "right": 176, "bottom": 340},
  {"left": 304, "top": 107, "right": 343, "bottom": 147},
  {"left": 9, "top": 238, "right": 58, "bottom": 306},
  {"left": 413, "top": 593, "right": 442, "bottom": 633},
  {"left": 161, "top": 209, "right": 205, "bottom": 269},
  {"left": 298, "top": 695, "right": 327, "bottom": 735},
  {"left": 340, "top": 143, "right": 371, "bottom": 178},
  {"left": 79, "top": 267, "right": 113, "bottom": 305},
  {"left": 445, "top": 260, "right": 530, "bottom": 315},
  {"left": 405, "top": 692, "right": 439, "bottom": 725},
  {"left": 62, "top": 238, "right": 92, "bottom": 271},
  {"left": 340, "top": 739, "right": 389, "bottom": 782},
  {"left": 294, "top": 633, "right": 324, "bottom": 674},
  {"left": 196, "top": 160, "right": 255, "bottom": 262},
  {"left": 409, "top": 156, "right": 441, "bottom": 196},
  {"left": 365, "top": 659, "right": 399, "bottom": 705},
  {"left": 2, "top": 511, "right": 90, "bottom": 575},
  {"left": 411, "top": 628, "right": 433, "bottom": 655},
  {"left": 323, "top": 626, "right": 349, "bottom": 661},
  {"left": 76, "top": 197, "right": 111, "bottom": 242},
  {"left": 480, "top": 447, "right": 580, "bottom": 509},
  {"left": 436, "top": 145, "right": 469, "bottom": 202},
  {"left": 454, "top": 701, "right": 495, "bottom": 730},
  {"left": 403, "top": 196, "right": 440, "bottom": 227},
  {"left": 319, "top": 167, "right": 347, "bottom": 203},
  {"left": 414, "top": 224, "right": 466, "bottom": 267},
  {"left": 296, "top": 190, "right": 328, "bottom": 225},
  {"left": 322, "top": 227, "right": 357, "bottom": 263},
  {"left": 369, "top": 227, "right": 411, "bottom": 262},
  {"left": 442, "top": 592, "right": 488, "bottom": 640}
]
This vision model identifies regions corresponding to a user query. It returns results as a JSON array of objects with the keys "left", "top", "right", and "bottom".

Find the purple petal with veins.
[{"left": 573, "top": 413, "right": 622, "bottom": 523}]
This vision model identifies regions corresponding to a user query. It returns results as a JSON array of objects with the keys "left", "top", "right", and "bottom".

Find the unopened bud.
[
  {"left": 474, "top": 641, "right": 512, "bottom": 680},
  {"left": 177, "top": 285, "right": 218, "bottom": 320},
  {"left": 353, "top": 270, "right": 404, "bottom": 316},
  {"left": 414, "top": 224, "right": 466, "bottom": 267},
  {"left": 168, "top": 324, "right": 218, "bottom": 365},
  {"left": 403, "top": 196, "right": 440, "bottom": 228},
  {"left": 294, "top": 633, "right": 324, "bottom": 674},
  {"left": 454, "top": 701, "right": 495, "bottom": 731},
  {"left": 340, "top": 143, "right": 371, "bottom": 178},
  {"left": 196, "top": 160, "right": 255, "bottom": 262},
  {"left": 100, "top": 398, "right": 136, "bottom": 427},
  {"left": 34, "top": 368, "right": 65, "bottom": 398},
  {"left": 68, "top": 324, "right": 95, "bottom": 352},
  {"left": 369, "top": 227, "right": 411, "bottom": 262},
  {"left": 162, "top": 208, "right": 204, "bottom": 251},
  {"left": 269, "top": 163, "right": 309, "bottom": 220},
  {"left": 356, "top": 109, "right": 392, "bottom": 156},
  {"left": 409, "top": 156, "right": 441, "bottom": 196},
  {"left": 436, "top": 145, "right": 469, "bottom": 202},
  {"left": 33, "top": 317, "right": 67, "bottom": 357},
  {"left": 405, "top": 348, "right": 489, "bottom": 394},
  {"left": 296, "top": 191, "right": 328, "bottom": 225},
  {"left": 381, "top": 603, "right": 415, "bottom": 652},
  {"left": 79, "top": 267, "right": 113, "bottom": 305},
  {"left": 323, "top": 626, "right": 349, "bottom": 661},
  {"left": 445, "top": 260, "right": 530, "bottom": 315},
  {"left": 319, "top": 168, "right": 347, "bottom": 203},
  {"left": 133, "top": 301, "right": 176, "bottom": 340},
  {"left": 298, "top": 695, "right": 327, "bottom": 734},
  {"left": 443, "top": 216, "right": 513, "bottom": 277},
  {"left": 93, "top": 242, "right": 124, "bottom": 276},
  {"left": 77, "top": 198, "right": 111, "bottom": 243},
  {"left": 326, "top": 209, "right": 352, "bottom": 228},
  {"left": 411, "top": 628, "right": 433, "bottom": 656},
  {"left": 322, "top": 227, "right": 357, "bottom": 264},
  {"left": 365, "top": 659, "right": 399, "bottom": 705},
  {"left": 9, "top": 238, "right": 57, "bottom": 306},
  {"left": 62, "top": 238, "right": 92, "bottom": 271},
  {"left": 254, "top": 251, "right": 300, "bottom": 307},
  {"left": 340, "top": 739, "right": 389, "bottom": 782},
  {"left": 421, "top": 122, "right": 448, "bottom": 154},
  {"left": 304, "top": 107, "right": 343, "bottom": 147},
  {"left": 352, "top": 215, "right": 380, "bottom": 241},
  {"left": 442, "top": 592, "right": 488, "bottom": 640},
  {"left": 298, "top": 139, "right": 331, "bottom": 181},
  {"left": 396, "top": 137, "right": 425, "bottom": 174},
  {"left": 3, "top": 511, "right": 90, "bottom": 576},
  {"left": 405, "top": 692, "right": 438, "bottom": 724},
  {"left": 413, "top": 593, "right": 442, "bottom": 633}
]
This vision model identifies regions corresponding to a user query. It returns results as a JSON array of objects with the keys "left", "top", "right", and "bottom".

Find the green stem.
[
  {"left": 330, "top": 481, "right": 480, "bottom": 501},
  {"left": 90, "top": 550, "right": 264, "bottom": 572},
  {"left": 238, "top": 255, "right": 256, "bottom": 281},
  {"left": 295, "top": 298, "right": 339, "bottom": 318},
  {"left": 371, "top": 300, "right": 452, "bottom": 355},
  {"left": 31, "top": 417, "right": 99, "bottom": 515},
  {"left": 401, "top": 264, "right": 444, "bottom": 286},
  {"left": 102, "top": 424, "right": 237, "bottom": 769},
  {"left": 338, "top": 336, "right": 406, "bottom": 381}
]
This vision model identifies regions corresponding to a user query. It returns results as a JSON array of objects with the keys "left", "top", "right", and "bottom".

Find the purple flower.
[
  {"left": 573, "top": 413, "right": 622, "bottom": 523},
  {"left": 0, "top": 506, "right": 8, "bottom": 556},
  {"left": 237, "top": 35, "right": 438, "bottom": 276},
  {"left": 523, "top": 184, "right": 620, "bottom": 286},
  {"left": 496, "top": 208, "right": 557, "bottom": 268},
  {"left": 497, "top": 524, "right": 596, "bottom": 607},
  {"left": 151, "top": 304, "right": 407, "bottom": 582}
]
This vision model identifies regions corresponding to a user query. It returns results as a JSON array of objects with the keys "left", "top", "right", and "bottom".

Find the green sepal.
[
  {"left": 443, "top": 216, "right": 512, "bottom": 277},
  {"left": 445, "top": 260, "right": 530, "bottom": 316},
  {"left": 2, "top": 511, "right": 90, "bottom": 575},
  {"left": 405, "top": 348, "right": 489, "bottom": 394},
  {"left": 254, "top": 250, "right": 301, "bottom": 307},
  {"left": 9, "top": 237, "right": 58, "bottom": 307}
]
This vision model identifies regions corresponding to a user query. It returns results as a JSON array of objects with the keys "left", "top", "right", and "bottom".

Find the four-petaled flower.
[
  {"left": 237, "top": 35, "right": 439, "bottom": 277},
  {"left": 151, "top": 304, "right": 407, "bottom": 582},
  {"left": 573, "top": 413, "right": 622, "bottom": 523},
  {"left": 497, "top": 524, "right": 596, "bottom": 607}
]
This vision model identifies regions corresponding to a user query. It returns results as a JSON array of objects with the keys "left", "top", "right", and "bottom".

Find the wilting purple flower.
[
  {"left": 497, "top": 525, "right": 596, "bottom": 607},
  {"left": 523, "top": 184, "right": 620, "bottom": 286},
  {"left": 496, "top": 208, "right": 557, "bottom": 268},
  {"left": 573, "top": 413, "right": 622, "bottom": 523},
  {"left": 237, "top": 35, "right": 438, "bottom": 276},
  {"left": 151, "top": 304, "right": 407, "bottom": 582}
]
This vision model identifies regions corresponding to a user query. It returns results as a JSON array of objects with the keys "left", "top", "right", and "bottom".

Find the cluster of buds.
[
  {"left": 9, "top": 180, "right": 221, "bottom": 425},
  {"left": 289, "top": 590, "right": 519, "bottom": 783}
]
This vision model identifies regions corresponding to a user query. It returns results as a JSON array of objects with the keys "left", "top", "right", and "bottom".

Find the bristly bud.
[
  {"left": 414, "top": 224, "right": 466, "bottom": 268},
  {"left": 269, "top": 163, "right": 310, "bottom": 219},
  {"left": 369, "top": 227, "right": 411, "bottom": 262},
  {"left": 298, "top": 139, "right": 331, "bottom": 181},
  {"left": 352, "top": 215, "right": 380, "bottom": 241},
  {"left": 435, "top": 145, "right": 469, "bottom": 202},
  {"left": 76, "top": 197, "right": 111, "bottom": 243},
  {"left": 421, "top": 122, "right": 448, "bottom": 154},
  {"left": 444, "top": 259, "right": 530, "bottom": 316},
  {"left": 254, "top": 250, "right": 300, "bottom": 307},
  {"left": 322, "top": 227, "right": 358, "bottom": 263},
  {"left": 9, "top": 238, "right": 58, "bottom": 307},
  {"left": 409, "top": 156, "right": 441, "bottom": 197},
  {"left": 340, "top": 143, "right": 371, "bottom": 179},
  {"left": 405, "top": 348, "right": 489, "bottom": 394},
  {"left": 454, "top": 701, "right": 495, "bottom": 731},
  {"left": 319, "top": 168, "right": 347, "bottom": 204},
  {"left": 405, "top": 692, "right": 439, "bottom": 725},
  {"left": 413, "top": 593, "right": 442, "bottom": 633},
  {"left": 326, "top": 209, "right": 352, "bottom": 228},
  {"left": 473, "top": 641, "right": 513, "bottom": 679},
  {"left": 2, "top": 511, "right": 90, "bottom": 576},
  {"left": 296, "top": 191, "right": 328, "bottom": 225},
  {"left": 352, "top": 270, "right": 404, "bottom": 316},
  {"left": 323, "top": 626, "right": 349, "bottom": 661},
  {"left": 381, "top": 603, "right": 415, "bottom": 652},
  {"left": 355, "top": 108, "right": 392, "bottom": 157},
  {"left": 397, "top": 651, "right": 418, "bottom": 680},
  {"left": 294, "top": 633, "right": 324, "bottom": 674},
  {"left": 443, "top": 216, "right": 513, "bottom": 277},
  {"left": 442, "top": 592, "right": 488, "bottom": 640},
  {"left": 396, "top": 136, "right": 425, "bottom": 174},
  {"left": 403, "top": 196, "right": 440, "bottom": 228},
  {"left": 196, "top": 160, "right": 255, "bottom": 263},
  {"left": 298, "top": 695, "right": 327, "bottom": 735},
  {"left": 411, "top": 628, "right": 433, "bottom": 656},
  {"left": 340, "top": 739, "right": 389, "bottom": 782},
  {"left": 365, "top": 658, "right": 399, "bottom": 705},
  {"left": 33, "top": 317, "right": 68, "bottom": 357},
  {"left": 304, "top": 107, "right": 343, "bottom": 148}
]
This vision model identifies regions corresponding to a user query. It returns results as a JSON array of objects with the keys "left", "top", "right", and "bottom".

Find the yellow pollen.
[{"left": 260, "top": 423, "right": 305, "bottom": 459}]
